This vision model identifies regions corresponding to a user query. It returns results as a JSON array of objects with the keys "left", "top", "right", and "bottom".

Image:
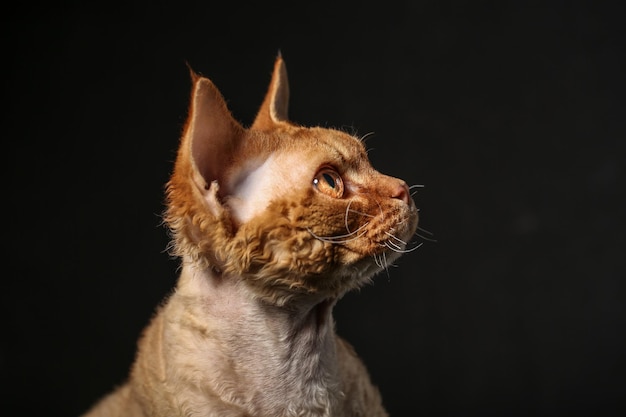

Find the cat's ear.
[
  {"left": 180, "top": 70, "right": 245, "bottom": 202},
  {"left": 251, "top": 54, "right": 290, "bottom": 130}
]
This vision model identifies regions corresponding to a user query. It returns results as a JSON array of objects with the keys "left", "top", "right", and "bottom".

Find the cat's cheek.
[{"left": 273, "top": 234, "right": 334, "bottom": 276}]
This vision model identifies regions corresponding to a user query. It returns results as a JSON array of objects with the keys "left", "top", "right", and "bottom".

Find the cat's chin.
[
  {"left": 351, "top": 250, "right": 405, "bottom": 280},
  {"left": 342, "top": 206, "right": 418, "bottom": 264}
]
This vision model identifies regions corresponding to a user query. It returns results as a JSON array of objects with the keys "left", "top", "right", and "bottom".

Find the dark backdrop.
[{"left": 4, "top": 2, "right": 625, "bottom": 416}]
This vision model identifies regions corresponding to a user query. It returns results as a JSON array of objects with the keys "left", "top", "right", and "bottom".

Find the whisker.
[
  {"left": 384, "top": 231, "right": 407, "bottom": 246},
  {"left": 416, "top": 232, "right": 437, "bottom": 242},
  {"left": 416, "top": 226, "right": 437, "bottom": 242},
  {"left": 308, "top": 231, "right": 367, "bottom": 244},
  {"left": 359, "top": 131, "right": 376, "bottom": 144},
  {"left": 347, "top": 209, "right": 375, "bottom": 218},
  {"left": 306, "top": 223, "right": 369, "bottom": 244},
  {"left": 373, "top": 253, "right": 384, "bottom": 269},
  {"left": 383, "top": 242, "right": 406, "bottom": 260},
  {"left": 398, "top": 242, "right": 424, "bottom": 253},
  {"left": 374, "top": 199, "right": 384, "bottom": 219},
  {"left": 345, "top": 199, "right": 353, "bottom": 233},
  {"left": 385, "top": 231, "right": 426, "bottom": 254},
  {"left": 325, "top": 222, "right": 369, "bottom": 239},
  {"left": 409, "top": 184, "right": 424, "bottom": 197},
  {"left": 382, "top": 232, "right": 425, "bottom": 253},
  {"left": 377, "top": 251, "right": 390, "bottom": 278},
  {"left": 417, "top": 226, "right": 434, "bottom": 236},
  {"left": 308, "top": 230, "right": 367, "bottom": 244},
  {"left": 384, "top": 238, "right": 404, "bottom": 252}
]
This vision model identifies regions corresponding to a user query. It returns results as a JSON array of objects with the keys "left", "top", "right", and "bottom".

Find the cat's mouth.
[
  {"left": 309, "top": 201, "right": 419, "bottom": 272},
  {"left": 356, "top": 203, "right": 417, "bottom": 251}
]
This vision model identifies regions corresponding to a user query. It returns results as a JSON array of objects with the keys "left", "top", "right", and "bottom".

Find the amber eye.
[{"left": 313, "top": 167, "right": 344, "bottom": 198}]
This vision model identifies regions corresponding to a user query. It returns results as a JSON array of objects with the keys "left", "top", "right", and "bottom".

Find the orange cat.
[{"left": 82, "top": 54, "right": 419, "bottom": 417}]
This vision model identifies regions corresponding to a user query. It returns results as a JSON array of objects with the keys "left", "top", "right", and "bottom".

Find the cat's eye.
[{"left": 313, "top": 168, "right": 344, "bottom": 198}]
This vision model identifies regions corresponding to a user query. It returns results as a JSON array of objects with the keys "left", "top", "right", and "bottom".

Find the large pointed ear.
[
  {"left": 251, "top": 54, "right": 290, "bottom": 130},
  {"left": 180, "top": 71, "right": 245, "bottom": 197}
]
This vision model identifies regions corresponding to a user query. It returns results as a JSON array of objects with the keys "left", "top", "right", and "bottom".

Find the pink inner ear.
[
  {"left": 187, "top": 77, "right": 244, "bottom": 195},
  {"left": 184, "top": 55, "right": 291, "bottom": 202}
]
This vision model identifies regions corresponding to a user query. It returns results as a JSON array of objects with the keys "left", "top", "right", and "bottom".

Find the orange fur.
[{"left": 82, "top": 54, "right": 418, "bottom": 417}]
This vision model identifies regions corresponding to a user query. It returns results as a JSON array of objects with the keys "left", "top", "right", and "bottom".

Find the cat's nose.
[{"left": 391, "top": 181, "right": 411, "bottom": 205}]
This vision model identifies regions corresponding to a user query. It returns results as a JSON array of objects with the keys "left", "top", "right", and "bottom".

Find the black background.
[{"left": 4, "top": 1, "right": 625, "bottom": 416}]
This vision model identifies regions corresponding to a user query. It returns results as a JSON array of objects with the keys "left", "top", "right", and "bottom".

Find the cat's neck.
[
  {"left": 176, "top": 262, "right": 337, "bottom": 334},
  {"left": 167, "top": 261, "right": 341, "bottom": 412}
]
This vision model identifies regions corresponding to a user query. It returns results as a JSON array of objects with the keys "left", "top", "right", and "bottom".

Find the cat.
[{"left": 81, "top": 54, "right": 419, "bottom": 417}]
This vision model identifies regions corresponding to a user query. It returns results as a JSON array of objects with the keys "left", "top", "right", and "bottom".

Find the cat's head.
[{"left": 165, "top": 55, "right": 419, "bottom": 305}]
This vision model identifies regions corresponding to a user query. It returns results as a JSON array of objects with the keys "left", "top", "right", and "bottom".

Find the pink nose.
[{"left": 391, "top": 181, "right": 411, "bottom": 205}]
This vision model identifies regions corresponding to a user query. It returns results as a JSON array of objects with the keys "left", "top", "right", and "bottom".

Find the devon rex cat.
[{"left": 82, "top": 54, "right": 419, "bottom": 417}]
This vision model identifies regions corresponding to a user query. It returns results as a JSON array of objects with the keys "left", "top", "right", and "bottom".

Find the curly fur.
[{"left": 82, "top": 54, "right": 418, "bottom": 417}]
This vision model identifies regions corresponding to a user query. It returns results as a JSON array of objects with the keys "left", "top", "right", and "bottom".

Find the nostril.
[{"left": 392, "top": 181, "right": 411, "bottom": 205}]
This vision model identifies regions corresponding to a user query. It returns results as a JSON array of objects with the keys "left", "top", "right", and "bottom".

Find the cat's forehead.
[{"left": 279, "top": 126, "right": 369, "bottom": 167}]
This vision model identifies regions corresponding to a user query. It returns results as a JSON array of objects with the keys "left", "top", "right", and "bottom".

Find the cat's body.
[{"left": 82, "top": 55, "right": 418, "bottom": 417}]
